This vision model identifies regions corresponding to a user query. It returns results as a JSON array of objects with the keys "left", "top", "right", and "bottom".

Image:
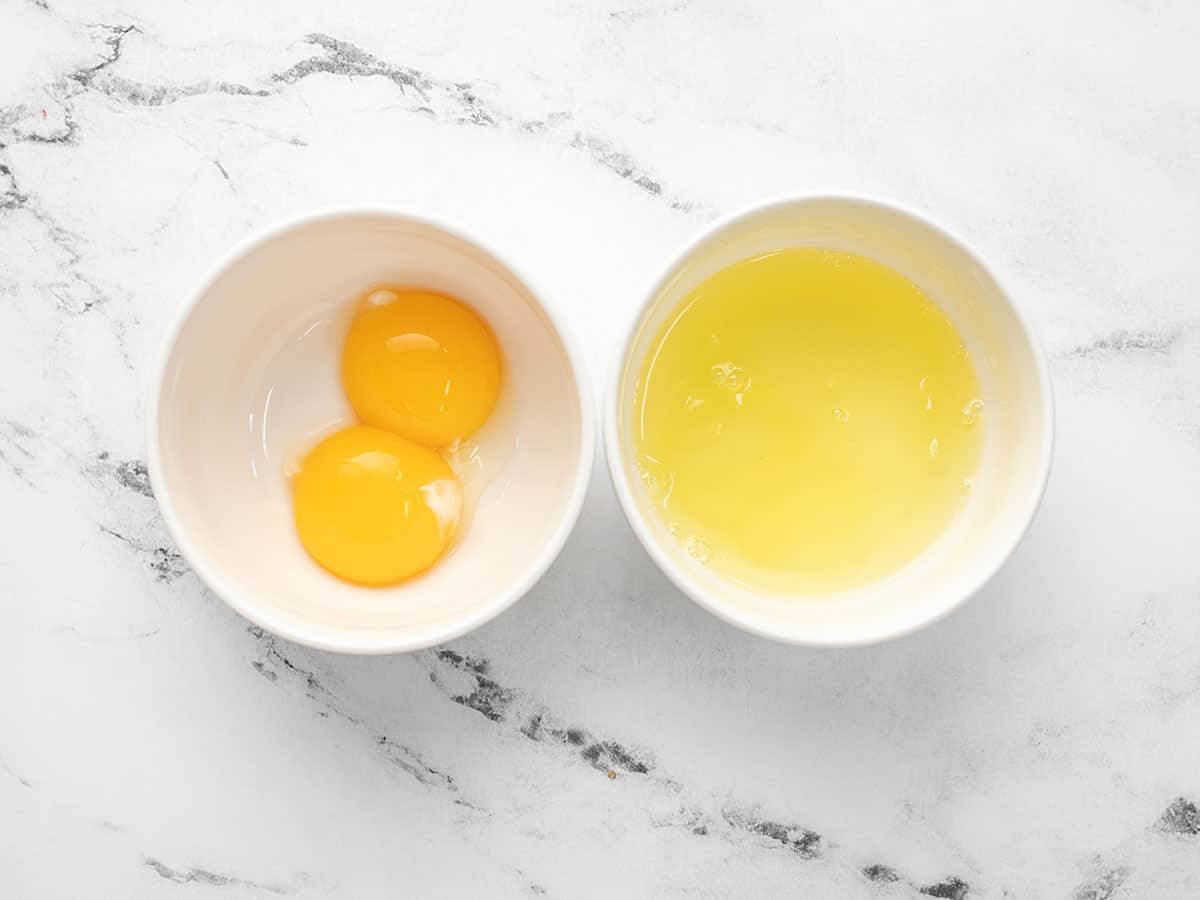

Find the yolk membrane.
[
  {"left": 292, "top": 425, "right": 462, "bottom": 585},
  {"left": 342, "top": 288, "right": 502, "bottom": 448}
]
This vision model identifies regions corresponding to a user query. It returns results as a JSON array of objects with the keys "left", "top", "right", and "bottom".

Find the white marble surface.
[{"left": 2, "top": 0, "right": 1199, "bottom": 897}]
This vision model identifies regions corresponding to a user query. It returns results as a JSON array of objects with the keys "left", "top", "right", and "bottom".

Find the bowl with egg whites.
[
  {"left": 605, "top": 195, "right": 1053, "bottom": 646},
  {"left": 147, "top": 209, "right": 593, "bottom": 653}
]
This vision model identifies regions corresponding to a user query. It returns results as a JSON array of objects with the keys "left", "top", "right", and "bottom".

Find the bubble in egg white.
[
  {"left": 710, "top": 361, "right": 750, "bottom": 393},
  {"left": 684, "top": 535, "right": 712, "bottom": 565}
]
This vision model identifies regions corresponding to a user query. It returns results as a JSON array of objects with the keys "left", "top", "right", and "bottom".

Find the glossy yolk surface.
[
  {"left": 342, "top": 288, "right": 502, "bottom": 448},
  {"left": 292, "top": 425, "right": 462, "bottom": 585}
]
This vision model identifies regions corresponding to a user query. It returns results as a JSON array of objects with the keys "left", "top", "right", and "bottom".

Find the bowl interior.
[
  {"left": 611, "top": 197, "right": 1052, "bottom": 645},
  {"left": 152, "top": 213, "right": 588, "bottom": 652}
]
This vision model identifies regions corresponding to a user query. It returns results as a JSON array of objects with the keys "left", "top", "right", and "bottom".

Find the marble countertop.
[{"left": 3, "top": 1, "right": 1199, "bottom": 897}]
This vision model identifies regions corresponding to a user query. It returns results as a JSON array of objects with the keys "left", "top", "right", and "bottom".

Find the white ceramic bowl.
[
  {"left": 148, "top": 209, "right": 593, "bottom": 654},
  {"left": 606, "top": 196, "right": 1053, "bottom": 646}
]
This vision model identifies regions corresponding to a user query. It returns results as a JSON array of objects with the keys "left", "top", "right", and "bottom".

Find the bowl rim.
[
  {"left": 146, "top": 206, "right": 596, "bottom": 655},
  {"left": 603, "top": 192, "right": 1055, "bottom": 648}
]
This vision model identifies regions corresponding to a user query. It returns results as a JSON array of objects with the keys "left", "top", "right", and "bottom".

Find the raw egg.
[
  {"left": 633, "top": 247, "right": 984, "bottom": 594},
  {"left": 292, "top": 424, "right": 462, "bottom": 585},
  {"left": 342, "top": 288, "right": 502, "bottom": 448}
]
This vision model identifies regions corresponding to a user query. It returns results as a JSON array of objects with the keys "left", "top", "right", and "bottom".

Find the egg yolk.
[
  {"left": 291, "top": 425, "right": 462, "bottom": 585},
  {"left": 342, "top": 288, "right": 502, "bottom": 448}
]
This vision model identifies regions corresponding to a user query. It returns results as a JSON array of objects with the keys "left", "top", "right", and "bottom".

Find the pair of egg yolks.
[{"left": 291, "top": 290, "right": 502, "bottom": 586}]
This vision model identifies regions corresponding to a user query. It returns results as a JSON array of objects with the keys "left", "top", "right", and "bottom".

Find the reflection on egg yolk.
[
  {"left": 292, "top": 425, "right": 462, "bottom": 585},
  {"left": 342, "top": 288, "right": 502, "bottom": 448}
]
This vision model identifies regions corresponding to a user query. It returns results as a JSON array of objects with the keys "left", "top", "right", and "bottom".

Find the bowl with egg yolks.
[
  {"left": 147, "top": 210, "right": 592, "bottom": 654},
  {"left": 606, "top": 195, "right": 1053, "bottom": 646}
]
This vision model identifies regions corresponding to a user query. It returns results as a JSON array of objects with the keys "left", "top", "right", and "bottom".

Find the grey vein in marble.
[
  {"left": 862, "top": 864, "right": 974, "bottom": 900},
  {"left": 247, "top": 626, "right": 461, "bottom": 796},
  {"left": 2, "top": 22, "right": 698, "bottom": 215},
  {"left": 920, "top": 877, "right": 972, "bottom": 900},
  {"left": 0, "top": 159, "right": 109, "bottom": 315},
  {"left": 0, "top": 24, "right": 143, "bottom": 330},
  {"left": 1066, "top": 797, "right": 1200, "bottom": 899},
  {"left": 720, "top": 807, "right": 822, "bottom": 859},
  {"left": 89, "top": 451, "right": 152, "bottom": 498},
  {"left": 1072, "top": 865, "right": 1131, "bottom": 900},
  {"left": 430, "top": 649, "right": 657, "bottom": 777},
  {"left": 279, "top": 34, "right": 698, "bottom": 209},
  {"left": 1062, "top": 327, "right": 1182, "bottom": 359},
  {"left": 143, "top": 858, "right": 294, "bottom": 895},
  {"left": 98, "top": 526, "right": 189, "bottom": 583},
  {"left": 1156, "top": 797, "right": 1200, "bottom": 836},
  {"left": 54, "top": 624, "right": 160, "bottom": 643},
  {"left": 427, "top": 647, "right": 977, "bottom": 894},
  {"left": 0, "top": 418, "right": 36, "bottom": 486},
  {"left": 0, "top": 162, "right": 27, "bottom": 210},
  {"left": 1, "top": 753, "right": 32, "bottom": 789},
  {"left": 0, "top": 420, "right": 181, "bottom": 587},
  {"left": 3, "top": 24, "right": 137, "bottom": 146},
  {"left": 83, "top": 451, "right": 191, "bottom": 582},
  {"left": 37, "top": 22, "right": 263, "bottom": 112}
]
